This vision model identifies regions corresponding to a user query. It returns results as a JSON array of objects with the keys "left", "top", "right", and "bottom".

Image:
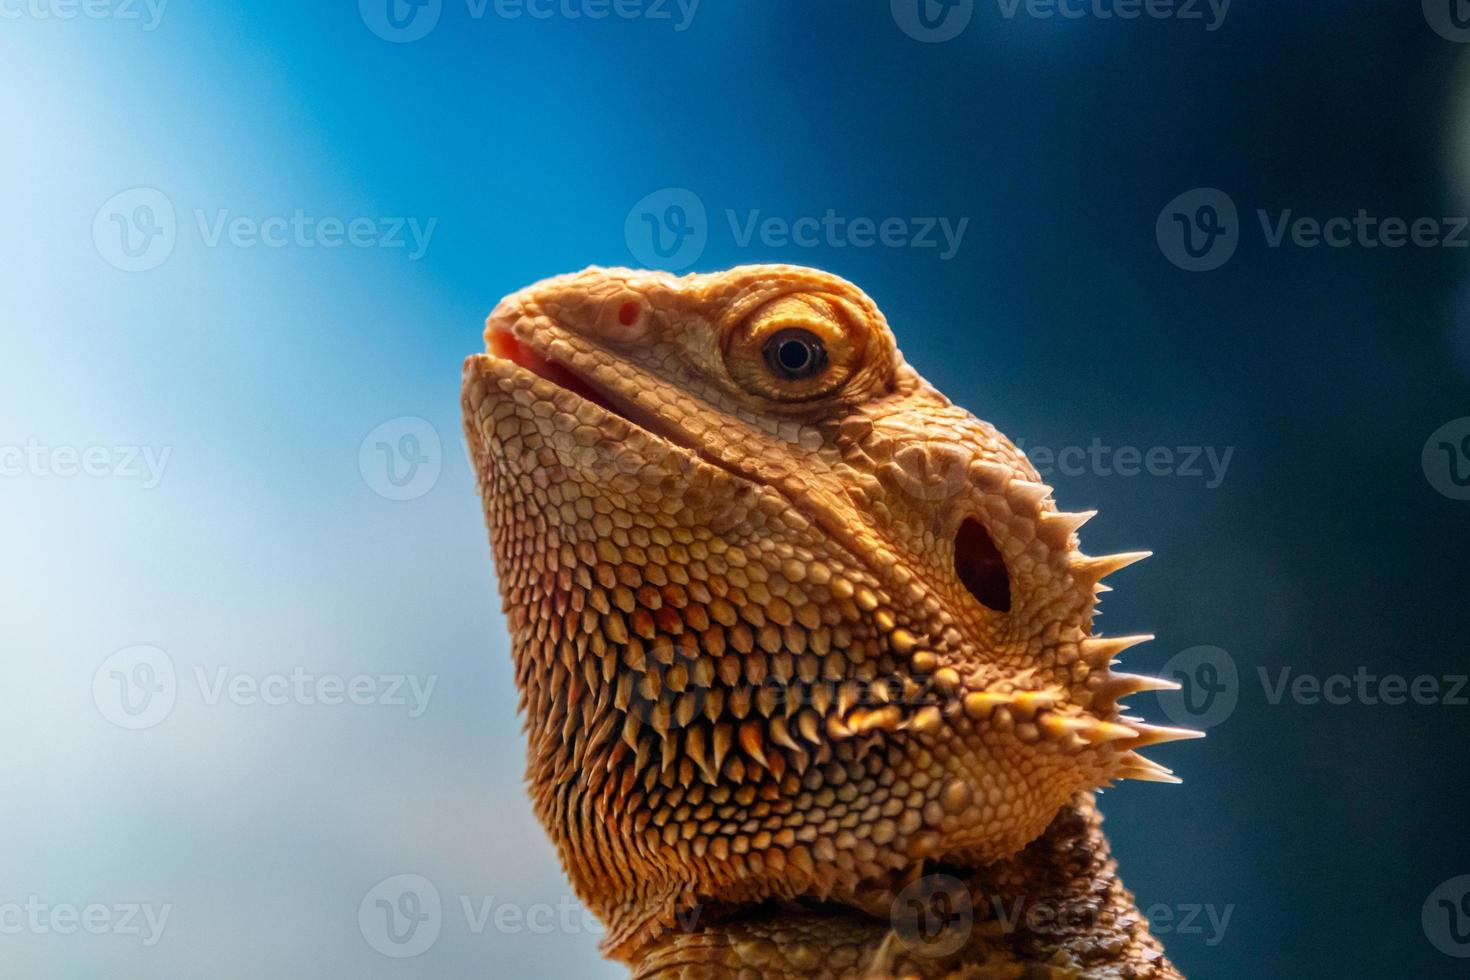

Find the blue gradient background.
[{"left": 4, "top": 2, "right": 1470, "bottom": 977}]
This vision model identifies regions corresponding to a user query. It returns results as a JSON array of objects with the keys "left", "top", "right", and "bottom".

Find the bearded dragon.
[{"left": 461, "top": 264, "right": 1200, "bottom": 978}]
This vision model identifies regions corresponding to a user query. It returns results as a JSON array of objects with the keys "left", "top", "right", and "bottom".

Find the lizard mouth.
[
  {"left": 488, "top": 329, "right": 622, "bottom": 416},
  {"left": 484, "top": 328, "right": 680, "bottom": 444}
]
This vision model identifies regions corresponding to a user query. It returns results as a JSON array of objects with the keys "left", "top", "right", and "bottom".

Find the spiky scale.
[
  {"left": 1096, "top": 672, "right": 1181, "bottom": 700},
  {"left": 1074, "top": 550, "right": 1152, "bottom": 583},
  {"left": 1039, "top": 508, "right": 1096, "bottom": 539},
  {"left": 738, "top": 719, "right": 769, "bottom": 767},
  {"left": 1081, "top": 633, "right": 1155, "bottom": 665},
  {"left": 1129, "top": 724, "right": 1206, "bottom": 748},
  {"left": 1119, "top": 753, "right": 1181, "bottom": 783}
]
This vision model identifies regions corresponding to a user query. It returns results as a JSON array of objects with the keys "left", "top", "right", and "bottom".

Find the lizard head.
[{"left": 461, "top": 264, "right": 1198, "bottom": 959}]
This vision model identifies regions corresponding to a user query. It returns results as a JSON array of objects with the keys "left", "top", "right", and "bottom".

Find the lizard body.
[{"left": 461, "top": 265, "right": 1197, "bottom": 978}]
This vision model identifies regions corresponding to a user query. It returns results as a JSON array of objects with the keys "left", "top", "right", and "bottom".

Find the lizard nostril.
[
  {"left": 617, "top": 301, "right": 641, "bottom": 327},
  {"left": 955, "top": 517, "right": 1011, "bottom": 613}
]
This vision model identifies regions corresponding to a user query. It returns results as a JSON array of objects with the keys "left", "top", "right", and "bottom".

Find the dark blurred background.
[{"left": 4, "top": 2, "right": 1469, "bottom": 977}]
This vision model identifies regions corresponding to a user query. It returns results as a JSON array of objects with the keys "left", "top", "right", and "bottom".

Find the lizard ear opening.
[{"left": 955, "top": 517, "right": 1011, "bottom": 613}]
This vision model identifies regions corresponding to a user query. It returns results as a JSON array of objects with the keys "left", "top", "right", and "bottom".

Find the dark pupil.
[
  {"left": 765, "top": 329, "right": 827, "bottom": 380},
  {"left": 778, "top": 340, "right": 811, "bottom": 372}
]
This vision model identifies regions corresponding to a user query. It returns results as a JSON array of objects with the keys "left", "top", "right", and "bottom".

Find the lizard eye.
[
  {"left": 763, "top": 329, "right": 828, "bottom": 380},
  {"left": 726, "top": 294, "right": 860, "bottom": 401}
]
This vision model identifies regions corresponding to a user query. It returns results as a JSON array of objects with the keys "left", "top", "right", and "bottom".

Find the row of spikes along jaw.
[{"left": 462, "top": 315, "right": 1199, "bottom": 963}]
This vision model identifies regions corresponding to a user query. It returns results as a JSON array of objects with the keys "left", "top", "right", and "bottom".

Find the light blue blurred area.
[{"left": 3, "top": 2, "right": 1469, "bottom": 978}]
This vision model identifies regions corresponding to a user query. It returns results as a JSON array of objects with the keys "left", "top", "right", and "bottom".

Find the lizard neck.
[{"left": 624, "top": 794, "right": 1180, "bottom": 979}]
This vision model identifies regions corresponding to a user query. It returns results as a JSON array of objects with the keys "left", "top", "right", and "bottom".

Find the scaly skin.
[{"left": 461, "top": 265, "right": 1198, "bottom": 978}]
